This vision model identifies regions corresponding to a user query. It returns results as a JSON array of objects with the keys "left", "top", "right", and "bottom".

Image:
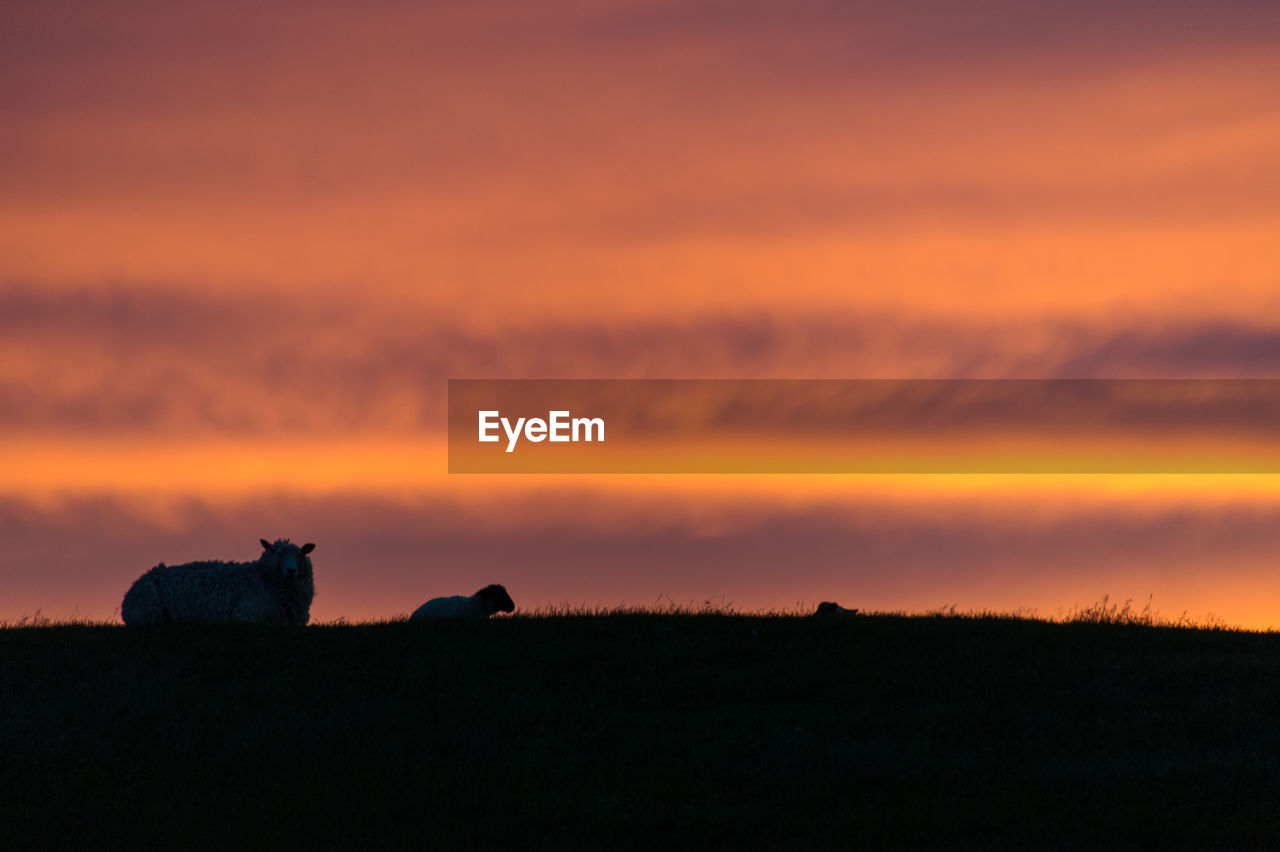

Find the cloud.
[
  {"left": 6, "top": 284, "right": 1280, "bottom": 438},
  {"left": 1052, "top": 321, "right": 1280, "bottom": 378},
  {"left": 4, "top": 489, "right": 1280, "bottom": 626},
  {"left": 4, "top": 0, "right": 1278, "bottom": 278}
]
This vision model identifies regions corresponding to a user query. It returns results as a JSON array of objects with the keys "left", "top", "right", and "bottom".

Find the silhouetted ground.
[{"left": 3, "top": 614, "right": 1278, "bottom": 849}]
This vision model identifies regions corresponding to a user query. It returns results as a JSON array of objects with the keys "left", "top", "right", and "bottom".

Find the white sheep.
[
  {"left": 815, "top": 601, "right": 859, "bottom": 616},
  {"left": 121, "top": 538, "right": 317, "bottom": 625},
  {"left": 410, "top": 584, "right": 515, "bottom": 620}
]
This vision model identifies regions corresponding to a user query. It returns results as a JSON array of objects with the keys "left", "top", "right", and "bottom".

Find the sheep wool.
[
  {"left": 122, "top": 538, "right": 316, "bottom": 625},
  {"left": 410, "top": 584, "right": 515, "bottom": 620}
]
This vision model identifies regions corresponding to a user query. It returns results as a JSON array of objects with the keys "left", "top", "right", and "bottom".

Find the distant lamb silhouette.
[
  {"left": 815, "top": 601, "right": 858, "bottom": 616},
  {"left": 411, "top": 584, "right": 515, "bottom": 620}
]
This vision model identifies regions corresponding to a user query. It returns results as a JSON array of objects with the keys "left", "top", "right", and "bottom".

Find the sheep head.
[
  {"left": 475, "top": 584, "right": 515, "bottom": 615},
  {"left": 260, "top": 538, "right": 316, "bottom": 582}
]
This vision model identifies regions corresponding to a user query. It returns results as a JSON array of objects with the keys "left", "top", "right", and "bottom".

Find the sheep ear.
[
  {"left": 260, "top": 539, "right": 273, "bottom": 552},
  {"left": 301, "top": 543, "right": 315, "bottom": 555}
]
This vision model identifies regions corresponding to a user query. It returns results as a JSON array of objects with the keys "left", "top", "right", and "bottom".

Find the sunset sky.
[{"left": 4, "top": 0, "right": 1280, "bottom": 626}]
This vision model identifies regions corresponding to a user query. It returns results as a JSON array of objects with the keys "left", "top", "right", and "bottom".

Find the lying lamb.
[
  {"left": 815, "top": 601, "right": 859, "bottom": 616},
  {"left": 410, "top": 584, "right": 515, "bottom": 620},
  {"left": 121, "top": 538, "right": 317, "bottom": 625}
]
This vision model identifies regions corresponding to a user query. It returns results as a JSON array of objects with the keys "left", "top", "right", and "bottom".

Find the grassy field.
[{"left": 3, "top": 612, "right": 1279, "bottom": 849}]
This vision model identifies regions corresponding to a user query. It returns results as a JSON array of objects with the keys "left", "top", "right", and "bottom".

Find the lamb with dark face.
[
  {"left": 815, "top": 602, "right": 858, "bottom": 616},
  {"left": 121, "top": 538, "right": 317, "bottom": 625},
  {"left": 410, "top": 584, "right": 515, "bottom": 620}
]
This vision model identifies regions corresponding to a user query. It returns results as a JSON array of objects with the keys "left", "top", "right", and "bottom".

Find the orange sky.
[{"left": 3, "top": 0, "right": 1280, "bottom": 626}]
